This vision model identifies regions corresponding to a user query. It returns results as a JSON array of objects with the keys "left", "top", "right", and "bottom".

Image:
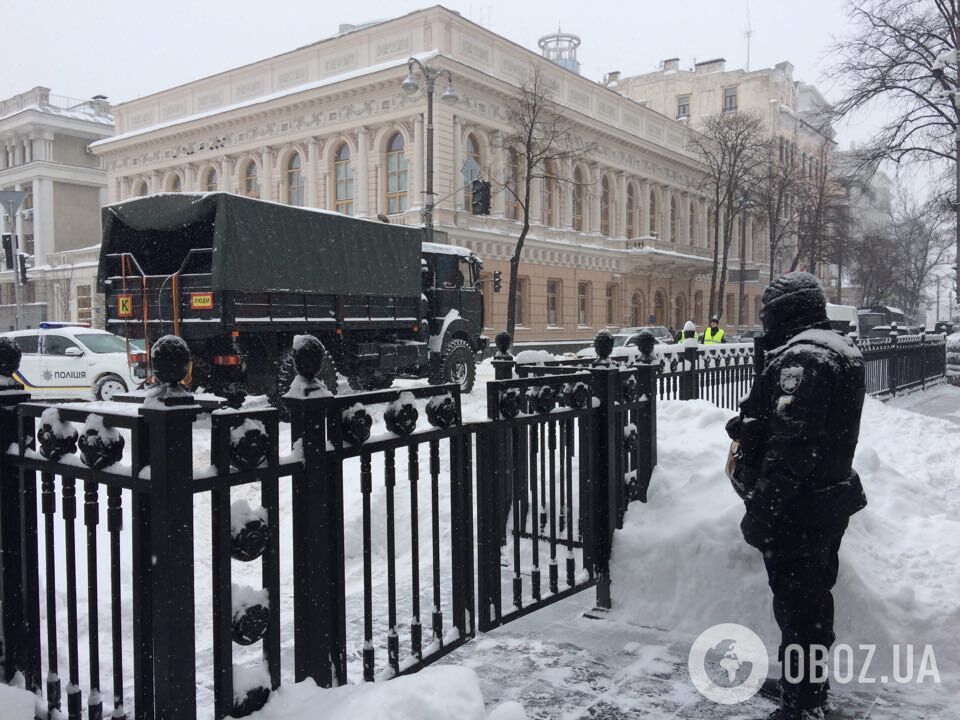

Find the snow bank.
[
  {"left": 240, "top": 666, "right": 487, "bottom": 720},
  {"left": 0, "top": 679, "right": 40, "bottom": 717},
  {"left": 514, "top": 350, "right": 557, "bottom": 365},
  {"left": 610, "top": 392, "right": 960, "bottom": 681}
]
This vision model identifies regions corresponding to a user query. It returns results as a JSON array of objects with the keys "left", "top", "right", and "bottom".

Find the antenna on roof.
[{"left": 744, "top": 0, "right": 754, "bottom": 71}]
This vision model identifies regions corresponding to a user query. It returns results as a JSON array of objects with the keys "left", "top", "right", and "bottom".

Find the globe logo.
[{"left": 688, "top": 623, "right": 769, "bottom": 705}]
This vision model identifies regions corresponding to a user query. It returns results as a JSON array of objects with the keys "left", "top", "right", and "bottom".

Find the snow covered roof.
[
  {"left": 2, "top": 102, "right": 113, "bottom": 127},
  {"left": 421, "top": 241, "right": 474, "bottom": 257},
  {"left": 93, "top": 50, "right": 440, "bottom": 148}
]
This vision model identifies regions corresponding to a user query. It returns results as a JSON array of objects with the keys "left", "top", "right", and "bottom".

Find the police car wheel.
[{"left": 94, "top": 374, "right": 128, "bottom": 402}]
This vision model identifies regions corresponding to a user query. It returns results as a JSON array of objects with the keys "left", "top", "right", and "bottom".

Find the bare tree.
[
  {"left": 793, "top": 139, "right": 845, "bottom": 274},
  {"left": 48, "top": 262, "right": 76, "bottom": 321},
  {"left": 688, "top": 111, "right": 766, "bottom": 320},
  {"left": 751, "top": 135, "right": 803, "bottom": 281},
  {"left": 499, "top": 65, "right": 595, "bottom": 338}
]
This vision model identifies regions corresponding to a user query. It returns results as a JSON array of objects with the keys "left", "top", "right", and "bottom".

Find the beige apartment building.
[
  {"left": 617, "top": 58, "right": 838, "bottom": 284},
  {"left": 0, "top": 87, "right": 113, "bottom": 329},
  {"left": 91, "top": 6, "right": 770, "bottom": 345}
]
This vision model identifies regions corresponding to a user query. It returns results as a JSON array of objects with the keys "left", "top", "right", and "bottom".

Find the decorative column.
[
  {"left": 307, "top": 139, "right": 319, "bottom": 208},
  {"left": 491, "top": 131, "right": 505, "bottom": 218},
  {"left": 529, "top": 176, "right": 542, "bottom": 226},
  {"left": 413, "top": 115, "right": 424, "bottom": 211},
  {"left": 261, "top": 148, "right": 274, "bottom": 203},
  {"left": 663, "top": 188, "right": 673, "bottom": 242},
  {"left": 357, "top": 127, "right": 370, "bottom": 217},
  {"left": 617, "top": 173, "right": 628, "bottom": 239},
  {"left": 561, "top": 157, "right": 574, "bottom": 230},
  {"left": 32, "top": 178, "right": 53, "bottom": 266},
  {"left": 220, "top": 157, "right": 234, "bottom": 194},
  {"left": 452, "top": 116, "right": 462, "bottom": 212},
  {"left": 183, "top": 164, "right": 195, "bottom": 193},
  {"left": 590, "top": 166, "right": 602, "bottom": 234},
  {"left": 640, "top": 180, "right": 650, "bottom": 236}
]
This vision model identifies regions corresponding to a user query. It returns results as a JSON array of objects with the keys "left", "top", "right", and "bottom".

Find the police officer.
[
  {"left": 702, "top": 315, "right": 725, "bottom": 344},
  {"left": 726, "top": 272, "right": 867, "bottom": 720}
]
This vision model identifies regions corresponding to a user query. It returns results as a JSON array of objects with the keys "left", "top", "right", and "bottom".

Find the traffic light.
[
  {"left": 17, "top": 254, "right": 27, "bottom": 284},
  {"left": 493, "top": 270, "right": 502, "bottom": 292},
  {"left": 1, "top": 234, "right": 12, "bottom": 270},
  {"left": 471, "top": 179, "right": 491, "bottom": 215}
]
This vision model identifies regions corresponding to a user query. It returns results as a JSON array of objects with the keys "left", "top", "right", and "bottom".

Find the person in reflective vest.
[{"left": 702, "top": 316, "right": 725, "bottom": 344}]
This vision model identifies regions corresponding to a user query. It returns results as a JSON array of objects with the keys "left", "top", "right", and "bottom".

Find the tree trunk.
[{"left": 708, "top": 201, "right": 722, "bottom": 318}]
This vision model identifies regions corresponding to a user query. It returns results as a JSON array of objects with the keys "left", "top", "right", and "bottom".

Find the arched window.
[
  {"left": 572, "top": 165, "right": 585, "bottom": 231},
  {"left": 243, "top": 160, "right": 259, "bottom": 199},
  {"left": 505, "top": 149, "right": 521, "bottom": 221},
  {"left": 464, "top": 133, "right": 481, "bottom": 209},
  {"left": 631, "top": 292, "right": 644, "bottom": 327},
  {"left": 600, "top": 176, "right": 611, "bottom": 237},
  {"left": 626, "top": 183, "right": 636, "bottom": 239},
  {"left": 674, "top": 294, "right": 686, "bottom": 329},
  {"left": 654, "top": 291, "right": 666, "bottom": 325},
  {"left": 132, "top": 179, "right": 147, "bottom": 197},
  {"left": 688, "top": 203, "right": 696, "bottom": 244},
  {"left": 286, "top": 152, "right": 304, "bottom": 206},
  {"left": 169, "top": 174, "right": 182, "bottom": 193},
  {"left": 385, "top": 132, "right": 408, "bottom": 214},
  {"left": 335, "top": 143, "right": 353, "bottom": 215},
  {"left": 649, "top": 190, "right": 658, "bottom": 236},
  {"left": 670, "top": 196, "right": 680, "bottom": 242},
  {"left": 203, "top": 168, "right": 217, "bottom": 192},
  {"left": 541, "top": 165, "right": 556, "bottom": 227}
]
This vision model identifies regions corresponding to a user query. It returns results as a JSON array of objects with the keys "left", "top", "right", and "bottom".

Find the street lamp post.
[
  {"left": 0, "top": 190, "right": 28, "bottom": 330},
  {"left": 401, "top": 58, "right": 459, "bottom": 246}
]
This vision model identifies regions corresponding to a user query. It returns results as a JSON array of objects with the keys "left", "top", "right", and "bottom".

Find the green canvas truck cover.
[{"left": 98, "top": 192, "right": 423, "bottom": 298}]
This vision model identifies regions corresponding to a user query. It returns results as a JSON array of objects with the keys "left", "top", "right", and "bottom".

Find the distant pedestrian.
[
  {"left": 701, "top": 316, "right": 725, "bottom": 344},
  {"left": 725, "top": 272, "right": 867, "bottom": 720},
  {"left": 677, "top": 320, "right": 697, "bottom": 344}
]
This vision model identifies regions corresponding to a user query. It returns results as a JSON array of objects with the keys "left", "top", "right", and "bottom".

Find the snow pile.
[
  {"left": 40, "top": 406, "right": 75, "bottom": 439},
  {"left": 241, "top": 665, "right": 488, "bottom": 720},
  {"left": 0, "top": 680, "right": 38, "bottom": 718},
  {"left": 609, "top": 392, "right": 960, "bottom": 682},
  {"left": 513, "top": 350, "right": 557, "bottom": 365},
  {"left": 947, "top": 332, "right": 960, "bottom": 381}
]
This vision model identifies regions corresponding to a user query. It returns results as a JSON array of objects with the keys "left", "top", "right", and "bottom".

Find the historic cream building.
[
  {"left": 0, "top": 87, "right": 113, "bottom": 329},
  {"left": 617, "top": 58, "right": 838, "bottom": 283},
  {"left": 92, "top": 6, "right": 770, "bottom": 344}
]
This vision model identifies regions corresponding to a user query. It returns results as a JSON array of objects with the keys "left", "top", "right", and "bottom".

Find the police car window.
[
  {"left": 13, "top": 334, "right": 39, "bottom": 354},
  {"left": 43, "top": 334, "right": 80, "bottom": 356},
  {"left": 75, "top": 333, "right": 128, "bottom": 354}
]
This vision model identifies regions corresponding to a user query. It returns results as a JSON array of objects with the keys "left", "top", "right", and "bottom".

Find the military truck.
[{"left": 98, "top": 193, "right": 487, "bottom": 405}]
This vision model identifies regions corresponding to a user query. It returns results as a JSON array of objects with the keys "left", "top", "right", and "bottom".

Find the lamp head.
[
  {"left": 440, "top": 79, "right": 459, "bottom": 104},
  {"left": 401, "top": 68, "right": 419, "bottom": 96}
]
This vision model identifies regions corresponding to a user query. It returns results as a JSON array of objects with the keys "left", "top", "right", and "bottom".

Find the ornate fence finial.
[
  {"left": 635, "top": 330, "right": 656, "bottom": 365},
  {"left": 145, "top": 335, "right": 194, "bottom": 406},
  {"left": 593, "top": 329, "right": 615, "bottom": 366},
  {"left": 0, "top": 336, "right": 23, "bottom": 390},
  {"left": 288, "top": 334, "right": 331, "bottom": 398},
  {"left": 494, "top": 331, "right": 512, "bottom": 359}
]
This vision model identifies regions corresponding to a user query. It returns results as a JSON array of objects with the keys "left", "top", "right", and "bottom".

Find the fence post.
[
  {"left": 888, "top": 326, "right": 899, "bottom": 397},
  {"left": 492, "top": 331, "right": 515, "bottom": 380},
  {"left": 284, "top": 337, "right": 347, "bottom": 688},
  {"left": 634, "top": 363, "right": 657, "bottom": 503},
  {"left": 590, "top": 365, "right": 620, "bottom": 611},
  {"left": 0, "top": 339, "right": 40, "bottom": 690},
  {"left": 680, "top": 344, "right": 699, "bottom": 400},
  {"left": 138, "top": 337, "right": 202, "bottom": 720}
]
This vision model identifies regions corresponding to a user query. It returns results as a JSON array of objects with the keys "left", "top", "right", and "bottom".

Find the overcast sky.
[{"left": 4, "top": 0, "right": 873, "bottom": 147}]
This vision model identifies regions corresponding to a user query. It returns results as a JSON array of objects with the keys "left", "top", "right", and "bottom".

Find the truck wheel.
[
  {"left": 94, "top": 374, "right": 128, "bottom": 402},
  {"left": 432, "top": 339, "right": 476, "bottom": 393}
]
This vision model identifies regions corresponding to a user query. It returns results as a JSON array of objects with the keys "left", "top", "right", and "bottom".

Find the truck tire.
[
  {"left": 430, "top": 339, "right": 476, "bottom": 394},
  {"left": 94, "top": 374, "right": 128, "bottom": 402}
]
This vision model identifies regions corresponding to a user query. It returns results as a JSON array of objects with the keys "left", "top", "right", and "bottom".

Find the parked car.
[
  {"left": 575, "top": 326, "right": 673, "bottom": 358},
  {"left": 2, "top": 323, "right": 141, "bottom": 401},
  {"left": 730, "top": 327, "right": 764, "bottom": 344}
]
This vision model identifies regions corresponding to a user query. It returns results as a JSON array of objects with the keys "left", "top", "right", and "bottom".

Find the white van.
[
  {"left": 2, "top": 323, "right": 142, "bottom": 400},
  {"left": 826, "top": 304, "right": 859, "bottom": 338}
]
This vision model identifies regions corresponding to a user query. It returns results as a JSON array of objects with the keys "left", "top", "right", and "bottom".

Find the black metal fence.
[
  {"left": 858, "top": 332, "right": 948, "bottom": 397},
  {"left": 0, "top": 334, "right": 654, "bottom": 719}
]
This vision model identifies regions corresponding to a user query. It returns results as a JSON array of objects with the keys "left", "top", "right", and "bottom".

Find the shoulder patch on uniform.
[{"left": 779, "top": 366, "right": 804, "bottom": 394}]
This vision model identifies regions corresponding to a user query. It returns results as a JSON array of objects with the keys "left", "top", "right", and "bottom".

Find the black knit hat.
[{"left": 761, "top": 272, "right": 826, "bottom": 312}]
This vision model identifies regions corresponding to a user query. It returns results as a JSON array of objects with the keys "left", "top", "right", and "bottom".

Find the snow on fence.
[
  {"left": 857, "top": 332, "right": 947, "bottom": 397},
  {"left": 0, "top": 335, "right": 652, "bottom": 720}
]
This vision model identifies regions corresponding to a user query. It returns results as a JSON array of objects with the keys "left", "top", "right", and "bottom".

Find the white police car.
[{"left": 2, "top": 323, "right": 142, "bottom": 401}]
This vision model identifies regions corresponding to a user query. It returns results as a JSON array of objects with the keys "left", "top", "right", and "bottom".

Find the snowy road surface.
[{"left": 6, "top": 364, "right": 958, "bottom": 719}]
